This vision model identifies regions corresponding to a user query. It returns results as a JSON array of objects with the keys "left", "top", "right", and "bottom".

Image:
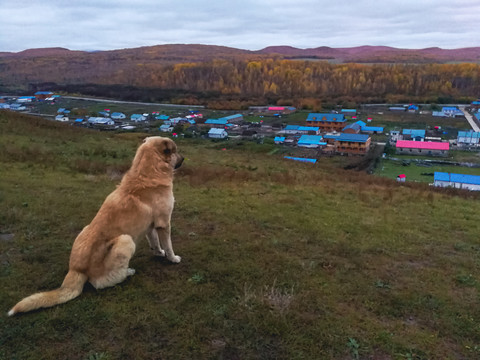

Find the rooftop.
[
  {"left": 298, "top": 135, "right": 324, "bottom": 145},
  {"left": 434, "top": 172, "right": 480, "bottom": 185},
  {"left": 396, "top": 140, "right": 449, "bottom": 150},
  {"left": 206, "top": 119, "right": 228, "bottom": 125},
  {"left": 336, "top": 133, "right": 370, "bottom": 143},
  {"left": 208, "top": 128, "right": 227, "bottom": 134},
  {"left": 307, "top": 113, "right": 346, "bottom": 123}
]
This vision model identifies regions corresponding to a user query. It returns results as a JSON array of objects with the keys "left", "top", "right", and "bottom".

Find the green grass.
[
  {"left": 2, "top": 111, "right": 480, "bottom": 359},
  {"left": 375, "top": 158, "right": 480, "bottom": 182},
  {"left": 375, "top": 148, "right": 480, "bottom": 183}
]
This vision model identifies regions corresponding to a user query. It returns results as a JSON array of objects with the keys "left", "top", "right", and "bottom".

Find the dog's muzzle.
[{"left": 175, "top": 156, "right": 184, "bottom": 169}]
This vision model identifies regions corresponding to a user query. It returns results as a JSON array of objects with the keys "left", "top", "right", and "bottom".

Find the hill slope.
[
  {"left": 1, "top": 112, "right": 480, "bottom": 359},
  {"left": 258, "top": 45, "right": 480, "bottom": 62},
  {"left": 2, "top": 44, "right": 480, "bottom": 62}
]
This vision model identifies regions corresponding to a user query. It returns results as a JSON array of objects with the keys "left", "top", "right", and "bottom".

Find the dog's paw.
[
  {"left": 152, "top": 248, "right": 166, "bottom": 257},
  {"left": 169, "top": 255, "right": 181, "bottom": 263},
  {"left": 127, "top": 268, "right": 136, "bottom": 276}
]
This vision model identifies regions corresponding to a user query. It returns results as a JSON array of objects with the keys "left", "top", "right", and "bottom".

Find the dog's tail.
[{"left": 7, "top": 270, "right": 88, "bottom": 316}]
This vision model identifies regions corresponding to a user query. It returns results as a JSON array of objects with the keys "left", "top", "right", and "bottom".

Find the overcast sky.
[{"left": 1, "top": 0, "right": 479, "bottom": 52}]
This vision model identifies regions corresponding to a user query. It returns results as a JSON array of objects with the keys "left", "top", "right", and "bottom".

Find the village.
[{"left": 2, "top": 91, "right": 480, "bottom": 190}]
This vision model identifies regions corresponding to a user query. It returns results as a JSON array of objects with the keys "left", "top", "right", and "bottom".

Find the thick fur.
[{"left": 8, "top": 136, "right": 183, "bottom": 316}]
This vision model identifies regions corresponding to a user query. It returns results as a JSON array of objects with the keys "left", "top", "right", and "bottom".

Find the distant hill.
[
  {"left": 256, "top": 45, "right": 480, "bottom": 63},
  {"left": 0, "top": 47, "right": 83, "bottom": 58},
  {"left": 1, "top": 44, "right": 480, "bottom": 63},
  {"left": 0, "top": 44, "right": 256, "bottom": 62}
]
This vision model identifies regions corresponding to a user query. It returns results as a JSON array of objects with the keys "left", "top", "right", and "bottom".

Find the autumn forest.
[{"left": 1, "top": 45, "right": 479, "bottom": 109}]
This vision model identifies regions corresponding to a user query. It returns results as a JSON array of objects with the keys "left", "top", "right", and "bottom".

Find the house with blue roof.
[
  {"left": 297, "top": 135, "right": 327, "bottom": 148},
  {"left": 306, "top": 113, "right": 346, "bottom": 131},
  {"left": 219, "top": 114, "right": 243, "bottom": 123},
  {"left": 159, "top": 124, "right": 174, "bottom": 132},
  {"left": 283, "top": 125, "right": 320, "bottom": 135},
  {"left": 131, "top": 114, "right": 147, "bottom": 122},
  {"left": 344, "top": 121, "right": 384, "bottom": 135},
  {"left": 55, "top": 114, "right": 69, "bottom": 122},
  {"left": 73, "top": 118, "right": 85, "bottom": 127},
  {"left": 17, "top": 96, "right": 35, "bottom": 103},
  {"left": 274, "top": 136, "right": 286, "bottom": 144},
  {"left": 111, "top": 112, "right": 126, "bottom": 120},
  {"left": 434, "top": 172, "right": 480, "bottom": 191},
  {"left": 323, "top": 133, "right": 341, "bottom": 144},
  {"left": 434, "top": 107, "right": 463, "bottom": 118},
  {"left": 9, "top": 104, "right": 26, "bottom": 111},
  {"left": 334, "top": 133, "right": 371, "bottom": 155},
  {"left": 402, "top": 129, "right": 426, "bottom": 141},
  {"left": 205, "top": 119, "right": 228, "bottom": 128},
  {"left": 340, "top": 109, "right": 357, "bottom": 116},
  {"left": 88, "top": 117, "right": 114, "bottom": 126},
  {"left": 457, "top": 131, "right": 480, "bottom": 145},
  {"left": 356, "top": 120, "right": 384, "bottom": 134},
  {"left": 342, "top": 122, "right": 362, "bottom": 134},
  {"left": 156, "top": 114, "right": 170, "bottom": 121},
  {"left": 389, "top": 106, "right": 406, "bottom": 112},
  {"left": 208, "top": 128, "right": 228, "bottom": 139}
]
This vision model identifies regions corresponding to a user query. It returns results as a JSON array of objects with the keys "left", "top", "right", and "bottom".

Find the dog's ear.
[{"left": 162, "top": 140, "right": 174, "bottom": 156}]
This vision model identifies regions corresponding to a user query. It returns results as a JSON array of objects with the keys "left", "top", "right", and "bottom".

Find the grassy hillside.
[{"left": 1, "top": 111, "right": 480, "bottom": 359}]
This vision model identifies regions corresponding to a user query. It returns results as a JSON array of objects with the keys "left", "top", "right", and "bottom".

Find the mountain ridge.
[{"left": 1, "top": 44, "right": 480, "bottom": 62}]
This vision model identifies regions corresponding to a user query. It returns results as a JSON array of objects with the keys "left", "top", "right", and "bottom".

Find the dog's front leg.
[
  {"left": 156, "top": 224, "right": 181, "bottom": 263},
  {"left": 146, "top": 228, "right": 165, "bottom": 257}
]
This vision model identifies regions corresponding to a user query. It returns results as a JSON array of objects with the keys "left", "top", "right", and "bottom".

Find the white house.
[
  {"left": 159, "top": 124, "right": 174, "bottom": 132},
  {"left": 208, "top": 128, "right": 228, "bottom": 139},
  {"left": 55, "top": 115, "right": 69, "bottom": 122},
  {"left": 9, "top": 104, "right": 26, "bottom": 111},
  {"left": 17, "top": 96, "right": 35, "bottom": 103},
  {"left": 87, "top": 117, "right": 114, "bottom": 126}
]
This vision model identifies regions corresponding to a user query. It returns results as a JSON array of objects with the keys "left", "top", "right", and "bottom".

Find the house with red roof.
[{"left": 395, "top": 140, "right": 449, "bottom": 157}]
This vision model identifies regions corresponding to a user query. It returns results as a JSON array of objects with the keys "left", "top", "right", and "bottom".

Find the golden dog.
[{"left": 8, "top": 136, "right": 183, "bottom": 316}]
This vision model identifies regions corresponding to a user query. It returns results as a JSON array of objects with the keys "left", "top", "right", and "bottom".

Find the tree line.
[{"left": 1, "top": 57, "right": 479, "bottom": 108}]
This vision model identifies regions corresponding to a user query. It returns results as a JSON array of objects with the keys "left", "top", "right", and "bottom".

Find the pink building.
[{"left": 396, "top": 140, "right": 449, "bottom": 157}]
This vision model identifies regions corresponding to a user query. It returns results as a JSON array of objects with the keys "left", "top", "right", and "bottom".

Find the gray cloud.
[{"left": 0, "top": 0, "right": 478, "bottom": 52}]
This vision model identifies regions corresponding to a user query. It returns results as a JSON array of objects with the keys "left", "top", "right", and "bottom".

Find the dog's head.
[{"left": 143, "top": 136, "right": 184, "bottom": 170}]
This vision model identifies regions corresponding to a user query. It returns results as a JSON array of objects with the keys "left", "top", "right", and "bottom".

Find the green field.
[
  {"left": 375, "top": 148, "right": 480, "bottom": 183},
  {"left": 1, "top": 111, "right": 480, "bottom": 359}
]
